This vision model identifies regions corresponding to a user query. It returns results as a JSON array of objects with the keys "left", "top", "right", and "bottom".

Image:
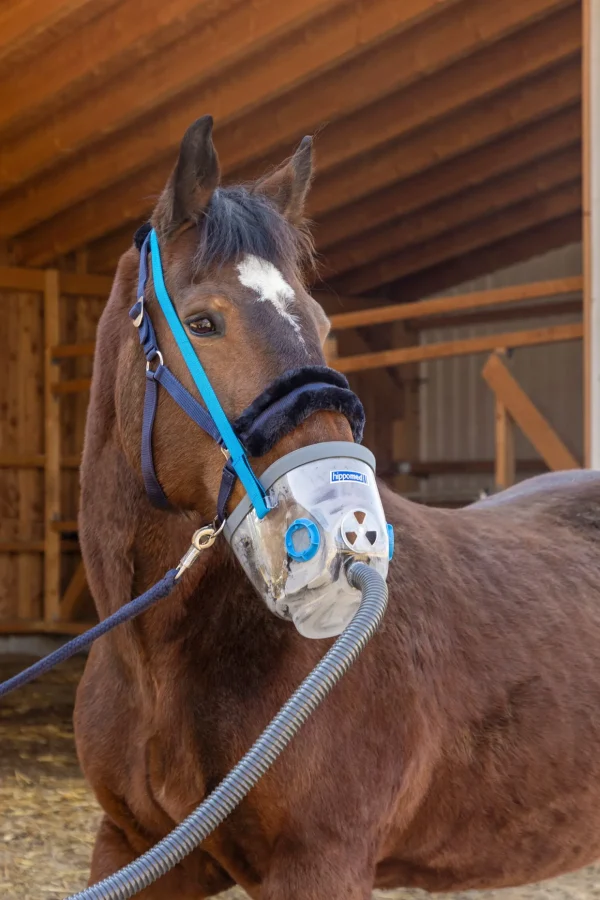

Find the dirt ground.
[{"left": 1, "top": 656, "right": 600, "bottom": 900}]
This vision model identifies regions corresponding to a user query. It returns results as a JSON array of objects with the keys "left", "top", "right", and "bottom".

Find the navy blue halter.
[{"left": 131, "top": 226, "right": 365, "bottom": 523}]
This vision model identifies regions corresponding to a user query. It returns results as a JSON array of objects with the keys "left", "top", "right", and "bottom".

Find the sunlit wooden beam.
[
  {"left": 0, "top": 0, "right": 109, "bottom": 68},
  {"left": 0, "top": 0, "right": 350, "bottom": 188},
  {"left": 10, "top": 5, "right": 580, "bottom": 261},
  {"left": 329, "top": 278, "right": 582, "bottom": 330},
  {"left": 336, "top": 322, "right": 582, "bottom": 374},
  {"left": 0, "top": 0, "right": 464, "bottom": 221},
  {"left": 0, "top": 0, "right": 242, "bottom": 140}
]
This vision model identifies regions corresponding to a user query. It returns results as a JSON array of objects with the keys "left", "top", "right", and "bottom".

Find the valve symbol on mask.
[{"left": 341, "top": 509, "right": 379, "bottom": 554}]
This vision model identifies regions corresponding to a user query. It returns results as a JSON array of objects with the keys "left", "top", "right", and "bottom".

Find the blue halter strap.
[
  {"left": 132, "top": 229, "right": 269, "bottom": 519},
  {"left": 131, "top": 226, "right": 366, "bottom": 523}
]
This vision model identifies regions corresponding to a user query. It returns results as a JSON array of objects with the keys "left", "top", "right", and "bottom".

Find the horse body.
[{"left": 75, "top": 117, "right": 600, "bottom": 898}]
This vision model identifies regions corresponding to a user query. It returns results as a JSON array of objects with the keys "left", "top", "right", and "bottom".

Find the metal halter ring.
[
  {"left": 192, "top": 519, "right": 225, "bottom": 551},
  {"left": 146, "top": 350, "right": 164, "bottom": 372},
  {"left": 175, "top": 519, "right": 226, "bottom": 580}
]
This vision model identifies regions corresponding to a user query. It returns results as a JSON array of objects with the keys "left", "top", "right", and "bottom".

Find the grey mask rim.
[{"left": 223, "top": 441, "right": 376, "bottom": 541}]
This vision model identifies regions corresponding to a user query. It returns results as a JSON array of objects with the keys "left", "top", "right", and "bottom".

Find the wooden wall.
[{"left": 0, "top": 268, "right": 111, "bottom": 631}]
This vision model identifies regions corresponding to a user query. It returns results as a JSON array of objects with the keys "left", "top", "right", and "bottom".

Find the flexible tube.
[{"left": 67, "top": 562, "right": 388, "bottom": 900}]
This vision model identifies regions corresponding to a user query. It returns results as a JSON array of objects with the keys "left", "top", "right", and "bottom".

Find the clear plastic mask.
[{"left": 223, "top": 443, "right": 390, "bottom": 639}]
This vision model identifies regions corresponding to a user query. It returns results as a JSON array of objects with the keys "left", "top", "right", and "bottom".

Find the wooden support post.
[
  {"left": 44, "top": 269, "right": 61, "bottom": 623},
  {"left": 493, "top": 349, "right": 516, "bottom": 491},
  {"left": 584, "top": 0, "right": 600, "bottom": 467},
  {"left": 494, "top": 399, "right": 516, "bottom": 490},
  {"left": 482, "top": 352, "right": 580, "bottom": 472},
  {"left": 18, "top": 292, "right": 42, "bottom": 619}
]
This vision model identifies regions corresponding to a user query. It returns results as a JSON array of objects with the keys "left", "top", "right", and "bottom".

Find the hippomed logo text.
[{"left": 330, "top": 470, "right": 368, "bottom": 485}]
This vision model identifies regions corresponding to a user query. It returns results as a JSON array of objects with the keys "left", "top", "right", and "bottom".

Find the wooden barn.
[{"left": 0, "top": 0, "right": 595, "bottom": 637}]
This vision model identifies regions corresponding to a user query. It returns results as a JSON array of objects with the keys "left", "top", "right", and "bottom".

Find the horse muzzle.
[{"left": 223, "top": 441, "right": 391, "bottom": 639}]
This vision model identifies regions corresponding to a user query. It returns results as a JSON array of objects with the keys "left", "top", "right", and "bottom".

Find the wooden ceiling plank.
[
  {"left": 326, "top": 144, "right": 581, "bottom": 275},
  {"left": 309, "top": 21, "right": 581, "bottom": 217},
  {"left": 1, "top": 0, "right": 575, "bottom": 234},
  {"left": 0, "top": 0, "right": 352, "bottom": 189},
  {"left": 0, "top": 0, "right": 242, "bottom": 140},
  {"left": 224, "top": 0, "right": 581, "bottom": 173},
  {"left": 1, "top": 0, "right": 475, "bottom": 226},
  {"left": 0, "top": 0, "right": 102, "bottom": 64},
  {"left": 391, "top": 219, "right": 584, "bottom": 307},
  {"left": 332, "top": 181, "right": 582, "bottom": 294},
  {"left": 310, "top": 56, "right": 582, "bottom": 219},
  {"left": 312, "top": 3, "right": 580, "bottom": 186},
  {"left": 11, "top": 52, "right": 582, "bottom": 266},
  {"left": 389, "top": 214, "right": 583, "bottom": 304},
  {"left": 317, "top": 104, "right": 581, "bottom": 250},
  {"left": 87, "top": 101, "right": 582, "bottom": 276}
]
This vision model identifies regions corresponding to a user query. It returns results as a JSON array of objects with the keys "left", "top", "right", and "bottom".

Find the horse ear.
[
  {"left": 153, "top": 115, "right": 220, "bottom": 238},
  {"left": 254, "top": 136, "right": 313, "bottom": 224}
]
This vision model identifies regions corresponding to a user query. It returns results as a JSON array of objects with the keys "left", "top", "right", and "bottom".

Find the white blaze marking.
[{"left": 236, "top": 255, "right": 304, "bottom": 343}]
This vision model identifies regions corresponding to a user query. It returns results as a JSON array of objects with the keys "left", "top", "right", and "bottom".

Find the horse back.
[{"left": 467, "top": 469, "right": 600, "bottom": 537}]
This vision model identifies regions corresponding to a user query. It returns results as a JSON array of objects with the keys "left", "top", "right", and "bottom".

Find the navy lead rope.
[
  {"left": 0, "top": 570, "right": 177, "bottom": 700},
  {"left": 0, "top": 569, "right": 178, "bottom": 697}
]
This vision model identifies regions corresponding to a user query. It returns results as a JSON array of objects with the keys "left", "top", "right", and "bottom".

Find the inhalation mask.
[{"left": 224, "top": 442, "right": 392, "bottom": 639}]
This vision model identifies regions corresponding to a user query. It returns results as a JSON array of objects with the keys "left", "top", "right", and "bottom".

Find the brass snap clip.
[{"left": 175, "top": 519, "right": 225, "bottom": 580}]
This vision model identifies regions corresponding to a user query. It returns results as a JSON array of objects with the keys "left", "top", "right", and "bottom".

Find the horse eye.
[{"left": 187, "top": 316, "right": 217, "bottom": 336}]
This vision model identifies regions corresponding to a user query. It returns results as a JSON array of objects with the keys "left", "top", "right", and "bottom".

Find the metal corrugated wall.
[{"left": 418, "top": 243, "right": 583, "bottom": 502}]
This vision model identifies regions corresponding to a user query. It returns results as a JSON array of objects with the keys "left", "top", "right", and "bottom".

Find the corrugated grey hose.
[{"left": 67, "top": 562, "right": 387, "bottom": 900}]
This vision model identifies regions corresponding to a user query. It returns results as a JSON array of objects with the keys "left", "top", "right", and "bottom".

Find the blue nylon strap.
[
  {"left": 217, "top": 459, "right": 237, "bottom": 523},
  {"left": 148, "top": 229, "right": 268, "bottom": 518},
  {"left": 141, "top": 371, "right": 171, "bottom": 509},
  {"left": 153, "top": 365, "right": 221, "bottom": 443}
]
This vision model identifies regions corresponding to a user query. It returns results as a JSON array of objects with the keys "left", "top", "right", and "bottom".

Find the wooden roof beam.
[
  {"left": 6, "top": 0, "right": 556, "bottom": 232},
  {"left": 313, "top": 3, "right": 580, "bottom": 190},
  {"left": 0, "top": 0, "right": 244, "bottom": 140},
  {"left": 87, "top": 100, "right": 582, "bottom": 276},
  {"left": 317, "top": 104, "right": 581, "bottom": 250},
  {"left": 331, "top": 181, "right": 582, "bottom": 294},
  {"left": 10, "top": 44, "right": 582, "bottom": 264},
  {"left": 326, "top": 144, "right": 581, "bottom": 276},
  {"left": 309, "top": 18, "right": 581, "bottom": 219},
  {"left": 2, "top": 0, "right": 579, "bottom": 240},
  {"left": 0, "top": 0, "right": 115, "bottom": 69},
  {"left": 0, "top": 0, "right": 465, "bottom": 193},
  {"left": 388, "top": 214, "right": 583, "bottom": 305}
]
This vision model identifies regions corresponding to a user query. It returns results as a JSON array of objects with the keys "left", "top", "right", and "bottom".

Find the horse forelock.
[{"left": 192, "top": 185, "right": 315, "bottom": 280}]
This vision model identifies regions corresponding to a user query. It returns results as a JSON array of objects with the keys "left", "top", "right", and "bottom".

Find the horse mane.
[{"left": 193, "top": 185, "right": 315, "bottom": 278}]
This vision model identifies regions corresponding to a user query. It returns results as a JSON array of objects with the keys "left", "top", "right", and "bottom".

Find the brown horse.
[{"left": 76, "top": 116, "right": 600, "bottom": 899}]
